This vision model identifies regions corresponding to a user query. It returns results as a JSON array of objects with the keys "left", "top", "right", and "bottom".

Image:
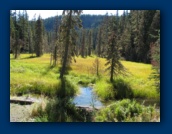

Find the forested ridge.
[
  {"left": 43, "top": 14, "right": 105, "bottom": 31},
  {"left": 10, "top": 10, "right": 160, "bottom": 64}
]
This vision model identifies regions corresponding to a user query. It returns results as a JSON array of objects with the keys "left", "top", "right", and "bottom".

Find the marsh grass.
[
  {"left": 10, "top": 54, "right": 159, "bottom": 101},
  {"left": 10, "top": 54, "right": 160, "bottom": 122},
  {"left": 94, "top": 79, "right": 114, "bottom": 101}
]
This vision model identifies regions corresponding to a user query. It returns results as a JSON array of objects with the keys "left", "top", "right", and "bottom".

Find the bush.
[
  {"left": 94, "top": 99, "right": 159, "bottom": 122},
  {"left": 56, "top": 77, "right": 79, "bottom": 98},
  {"left": 94, "top": 78, "right": 134, "bottom": 101},
  {"left": 112, "top": 78, "right": 134, "bottom": 100},
  {"left": 32, "top": 97, "right": 92, "bottom": 122}
]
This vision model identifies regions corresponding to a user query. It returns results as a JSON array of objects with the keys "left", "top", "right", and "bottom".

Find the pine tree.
[
  {"left": 10, "top": 15, "right": 15, "bottom": 53},
  {"left": 150, "top": 30, "right": 160, "bottom": 92},
  {"left": 29, "top": 13, "right": 36, "bottom": 56},
  {"left": 17, "top": 10, "right": 29, "bottom": 53},
  {"left": 105, "top": 15, "right": 126, "bottom": 82},
  {"left": 13, "top": 10, "right": 21, "bottom": 59},
  {"left": 28, "top": 24, "right": 33, "bottom": 56},
  {"left": 96, "top": 27, "right": 102, "bottom": 57},
  {"left": 149, "top": 10, "right": 160, "bottom": 44},
  {"left": 59, "top": 10, "right": 82, "bottom": 79},
  {"left": 137, "top": 10, "right": 156, "bottom": 63},
  {"left": 88, "top": 30, "right": 92, "bottom": 56},
  {"left": 81, "top": 29, "right": 85, "bottom": 58},
  {"left": 35, "top": 15, "right": 44, "bottom": 57},
  {"left": 50, "top": 14, "right": 60, "bottom": 66},
  {"left": 101, "top": 14, "right": 110, "bottom": 58}
]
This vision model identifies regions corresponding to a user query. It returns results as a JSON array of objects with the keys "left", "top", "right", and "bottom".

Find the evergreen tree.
[
  {"left": 137, "top": 10, "right": 156, "bottom": 63},
  {"left": 10, "top": 15, "right": 15, "bottom": 53},
  {"left": 88, "top": 30, "right": 92, "bottom": 56},
  {"left": 52, "top": 14, "right": 60, "bottom": 66},
  {"left": 149, "top": 10, "right": 160, "bottom": 44},
  {"left": 150, "top": 30, "right": 160, "bottom": 92},
  {"left": 105, "top": 15, "right": 126, "bottom": 82},
  {"left": 17, "top": 10, "right": 29, "bottom": 52},
  {"left": 59, "top": 10, "right": 82, "bottom": 79},
  {"left": 13, "top": 10, "right": 21, "bottom": 59},
  {"left": 35, "top": 15, "right": 44, "bottom": 57},
  {"left": 101, "top": 14, "right": 110, "bottom": 58},
  {"left": 29, "top": 14, "right": 36, "bottom": 55},
  {"left": 81, "top": 29, "right": 85, "bottom": 57},
  {"left": 96, "top": 27, "right": 102, "bottom": 57},
  {"left": 28, "top": 24, "right": 33, "bottom": 56}
]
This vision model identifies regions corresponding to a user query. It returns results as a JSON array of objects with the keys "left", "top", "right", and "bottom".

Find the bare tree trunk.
[
  {"left": 96, "top": 58, "right": 99, "bottom": 76},
  {"left": 110, "top": 58, "right": 114, "bottom": 82},
  {"left": 50, "top": 53, "right": 53, "bottom": 65},
  {"left": 53, "top": 45, "right": 57, "bottom": 66}
]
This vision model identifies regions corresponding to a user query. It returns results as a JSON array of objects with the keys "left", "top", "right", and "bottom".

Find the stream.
[
  {"left": 73, "top": 87, "right": 103, "bottom": 108},
  {"left": 10, "top": 87, "right": 103, "bottom": 122}
]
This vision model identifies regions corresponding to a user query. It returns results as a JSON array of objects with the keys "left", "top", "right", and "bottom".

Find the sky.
[{"left": 15, "top": 10, "right": 126, "bottom": 20}]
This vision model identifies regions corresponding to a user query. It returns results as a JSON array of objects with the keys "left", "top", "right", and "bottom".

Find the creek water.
[{"left": 73, "top": 87, "right": 103, "bottom": 108}]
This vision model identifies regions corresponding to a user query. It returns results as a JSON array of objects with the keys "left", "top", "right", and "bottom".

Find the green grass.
[
  {"left": 10, "top": 54, "right": 160, "bottom": 122},
  {"left": 94, "top": 79, "right": 114, "bottom": 101},
  {"left": 10, "top": 54, "right": 159, "bottom": 101},
  {"left": 10, "top": 54, "right": 78, "bottom": 97}
]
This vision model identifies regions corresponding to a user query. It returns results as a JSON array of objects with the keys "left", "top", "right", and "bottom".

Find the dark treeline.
[
  {"left": 43, "top": 14, "right": 105, "bottom": 31},
  {"left": 10, "top": 10, "right": 160, "bottom": 65}
]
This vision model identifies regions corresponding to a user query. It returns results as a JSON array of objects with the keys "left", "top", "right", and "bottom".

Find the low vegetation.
[
  {"left": 94, "top": 99, "right": 160, "bottom": 122},
  {"left": 10, "top": 54, "right": 160, "bottom": 122}
]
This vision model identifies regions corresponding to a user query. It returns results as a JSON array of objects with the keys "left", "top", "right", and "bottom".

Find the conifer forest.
[{"left": 10, "top": 10, "right": 160, "bottom": 122}]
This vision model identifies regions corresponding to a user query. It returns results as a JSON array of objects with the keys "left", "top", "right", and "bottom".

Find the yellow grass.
[{"left": 10, "top": 54, "right": 159, "bottom": 99}]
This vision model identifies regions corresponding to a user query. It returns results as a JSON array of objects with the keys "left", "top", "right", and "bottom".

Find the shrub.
[
  {"left": 33, "top": 97, "right": 92, "bottom": 122},
  {"left": 112, "top": 78, "right": 134, "bottom": 99},
  {"left": 95, "top": 99, "right": 159, "bottom": 122}
]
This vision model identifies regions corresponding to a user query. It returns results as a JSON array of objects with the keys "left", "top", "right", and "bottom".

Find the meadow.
[{"left": 10, "top": 54, "right": 160, "bottom": 122}]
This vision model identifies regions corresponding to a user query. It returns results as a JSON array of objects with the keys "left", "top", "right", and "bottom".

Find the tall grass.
[
  {"left": 10, "top": 54, "right": 160, "bottom": 122},
  {"left": 94, "top": 79, "right": 114, "bottom": 101},
  {"left": 10, "top": 54, "right": 159, "bottom": 101},
  {"left": 10, "top": 54, "right": 78, "bottom": 97}
]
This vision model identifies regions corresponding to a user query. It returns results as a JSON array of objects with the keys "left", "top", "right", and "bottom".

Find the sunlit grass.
[
  {"left": 94, "top": 78, "right": 114, "bottom": 101},
  {"left": 10, "top": 54, "right": 159, "bottom": 101}
]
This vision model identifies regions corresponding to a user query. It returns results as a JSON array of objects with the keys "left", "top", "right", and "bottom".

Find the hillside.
[{"left": 43, "top": 14, "right": 105, "bottom": 31}]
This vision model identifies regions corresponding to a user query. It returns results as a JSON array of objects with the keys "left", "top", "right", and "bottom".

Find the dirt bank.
[{"left": 10, "top": 103, "right": 35, "bottom": 122}]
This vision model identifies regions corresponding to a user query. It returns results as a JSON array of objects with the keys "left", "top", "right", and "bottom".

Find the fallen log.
[
  {"left": 10, "top": 99, "right": 34, "bottom": 105},
  {"left": 10, "top": 96, "right": 41, "bottom": 105},
  {"left": 75, "top": 105, "right": 102, "bottom": 112}
]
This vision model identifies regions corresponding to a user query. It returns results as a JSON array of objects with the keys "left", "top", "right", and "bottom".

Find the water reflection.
[{"left": 73, "top": 87, "right": 103, "bottom": 108}]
